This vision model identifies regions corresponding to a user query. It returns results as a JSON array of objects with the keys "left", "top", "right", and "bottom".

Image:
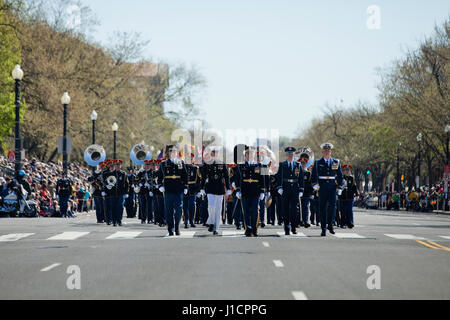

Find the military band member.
[
  {"left": 256, "top": 148, "right": 269, "bottom": 228},
  {"left": 311, "top": 143, "right": 344, "bottom": 237},
  {"left": 125, "top": 166, "right": 137, "bottom": 219},
  {"left": 157, "top": 146, "right": 189, "bottom": 236},
  {"left": 200, "top": 147, "right": 231, "bottom": 236},
  {"left": 231, "top": 144, "right": 246, "bottom": 230},
  {"left": 137, "top": 160, "right": 154, "bottom": 224},
  {"left": 183, "top": 156, "right": 201, "bottom": 229},
  {"left": 339, "top": 164, "right": 358, "bottom": 229},
  {"left": 88, "top": 161, "right": 106, "bottom": 223},
  {"left": 267, "top": 174, "right": 282, "bottom": 226},
  {"left": 102, "top": 160, "right": 129, "bottom": 227},
  {"left": 153, "top": 159, "right": 166, "bottom": 227},
  {"left": 298, "top": 153, "right": 314, "bottom": 228},
  {"left": 276, "top": 147, "right": 305, "bottom": 236},
  {"left": 235, "top": 146, "right": 265, "bottom": 237}
]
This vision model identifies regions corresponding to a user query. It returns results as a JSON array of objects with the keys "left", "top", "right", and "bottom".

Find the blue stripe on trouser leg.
[{"left": 164, "top": 193, "right": 183, "bottom": 232}]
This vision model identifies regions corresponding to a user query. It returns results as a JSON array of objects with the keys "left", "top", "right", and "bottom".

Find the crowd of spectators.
[
  {"left": 0, "top": 156, "right": 92, "bottom": 217},
  {"left": 356, "top": 182, "right": 450, "bottom": 213}
]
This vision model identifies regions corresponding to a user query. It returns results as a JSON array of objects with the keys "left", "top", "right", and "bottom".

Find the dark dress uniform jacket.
[
  {"left": 311, "top": 158, "right": 344, "bottom": 188},
  {"left": 157, "top": 160, "right": 188, "bottom": 194},
  {"left": 303, "top": 171, "right": 314, "bottom": 197},
  {"left": 102, "top": 170, "right": 128, "bottom": 197},
  {"left": 235, "top": 162, "right": 265, "bottom": 198},
  {"left": 339, "top": 175, "right": 358, "bottom": 201},
  {"left": 136, "top": 170, "right": 154, "bottom": 195},
  {"left": 200, "top": 162, "right": 230, "bottom": 196},
  {"left": 186, "top": 164, "right": 201, "bottom": 196},
  {"left": 275, "top": 161, "right": 305, "bottom": 193}
]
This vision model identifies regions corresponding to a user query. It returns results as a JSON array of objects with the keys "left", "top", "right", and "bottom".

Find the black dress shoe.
[
  {"left": 292, "top": 230, "right": 298, "bottom": 235},
  {"left": 208, "top": 225, "right": 214, "bottom": 232},
  {"left": 118, "top": 222, "right": 122, "bottom": 226},
  {"left": 328, "top": 228, "right": 335, "bottom": 235},
  {"left": 321, "top": 230, "right": 326, "bottom": 237},
  {"left": 252, "top": 231, "right": 258, "bottom": 237},
  {"left": 348, "top": 223, "right": 354, "bottom": 229},
  {"left": 261, "top": 223, "right": 266, "bottom": 228},
  {"left": 285, "top": 230, "right": 290, "bottom": 236},
  {"left": 175, "top": 230, "right": 181, "bottom": 236},
  {"left": 184, "top": 224, "right": 189, "bottom": 229},
  {"left": 304, "top": 223, "right": 311, "bottom": 228},
  {"left": 168, "top": 231, "right": 174, "bottom": 236},
  {"left": 191, "top": 224, "right": 196, "bottom": 228},
  {"left": 113, "top": 224, "right": 117, "bottom": 227},
  {"left": 245, "top": 229, "right": 252, "bottom": 237},
  {"left": 107, "top": 222, "right": 111, "bottom": 226},
  {"left": 141, "top": 220, "right": 145, "bottom": 224},
  {"left": 213, "top": 231, "right": 219, "bottom": 236}
]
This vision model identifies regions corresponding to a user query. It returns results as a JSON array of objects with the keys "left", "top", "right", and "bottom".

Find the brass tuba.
[
  {"left": 130, "top": 144, "right": 152, "bottom": 166},
  {"left": 84, "top": 145, "right": 106, "bottom": 167}
]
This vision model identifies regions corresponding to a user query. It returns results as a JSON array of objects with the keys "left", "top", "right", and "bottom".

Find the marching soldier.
[
  {"left": 231, "top": 145, "right": 246, "bottom": 230},
  {"left": 125, "top": 166, "right": 137, "bottom": 219},
  {"left": 276, "top": 147, "right": 305, "bottom": 236},
  {"left": 137, "top": 160, "right": 154, "bottom": 224},
  {"left": 298, "top": 152, "right": 314, "bottom": 228},
  {"left": 153, "top": 159, "right": 166, "bottom": 227},
  {"left": 267, "top": 174, "right": 282, "bottom": 225},
  {"left": 183, "top": 154, "right": 201, "bottom": 229},
  {"left": 339, "top": 164, "right": 358, "bottom": 229},
  {"left": 311, "top": 143, "right": 344, "bottom": 237},
  {"left": 200, "top": 147, "right": 231, "bottom": 236},
  {"left": 102, "top": 160, "right": 129, "bottom": 227},
  {"left": 235, "top": 146, "right": 265, "bottom": 237},
  {"left": 56, "top": 173, "right": 73, "bottom": 218},
  {"left": 310, "top": 187, "right": 320, "bottom": 226},
  {"left": 256, "top": 147, "right": 270, "bottom": 228},
  {"left": 157, "top": 145, "right": 188, "bottom": 236},
  {"left": 88, "top": 162, "right": 106, "bottom": 223}
]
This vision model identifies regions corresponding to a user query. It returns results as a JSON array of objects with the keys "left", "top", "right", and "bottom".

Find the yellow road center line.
[
  {"left": 416, "top": 240, "right": 441, "bottom": 250},
  {"left": 427, "top": 241, "right": 450, "bottom": 252}
]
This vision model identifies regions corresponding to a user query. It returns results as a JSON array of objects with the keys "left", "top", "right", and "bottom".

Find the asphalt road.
[{"left": 0, "top": 208, "right": 449, "bottom": 300}]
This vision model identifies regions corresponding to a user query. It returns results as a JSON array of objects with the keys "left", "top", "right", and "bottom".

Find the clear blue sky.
[{"left": 88, "top": 0, "right": 449, "bottom": 138}]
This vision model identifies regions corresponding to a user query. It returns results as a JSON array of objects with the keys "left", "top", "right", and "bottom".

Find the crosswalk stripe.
[
  {"left": 165, "top": 231, "right": 196, "bottom": 238},
  {"left": 106, "top": 232, "right": 142, "bottom": 240},
  {"left": 277, "top": 232, "right": 307, "bottom": 238},
  {"left": 333, "top": 233, "right": 367, "bottom": 239},
  {"left": 222, "top": 231, "right": 245, "bottom": 238},
  {"left": 47, "top": 232, "right": 90, "bottom": 240},
  {"left": 0, "top": 233, "right": 35, "bottom": 242},
  {"left": 439, "top": 236, "right": 450, "bottom": 240},
  {"left": 273, "top": 260, "right": 284, "bottom": 268},
  {"left": 292, "top": 291, "right": 308, "bottom": 300},
  {"left": 384, "top": 234, "right": 427, "bottom": 240}
]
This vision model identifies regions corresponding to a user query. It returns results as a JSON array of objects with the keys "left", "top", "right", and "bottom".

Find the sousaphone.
[
  {"left": 130, "top": 144, "right": 153, "bottom": 166},
  {"left": 84, "top": 145, "right": 106, "bottom": 167}
]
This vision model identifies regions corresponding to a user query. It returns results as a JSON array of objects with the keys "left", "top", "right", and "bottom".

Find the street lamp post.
[
  {"left": 12, "top": 65, "right": 24, "bottom": 178},
  {"left": 416, "top": 133, "right": 422, "bottom": 189},
  {"left": 112, "top": 122, "right": 118, "bottom": 159},
  {"left": 397, "top": 142, "right": 401, "bottom": 192},
  {"left": 61, "top": 92, "right": 71, "bottom": 176}
]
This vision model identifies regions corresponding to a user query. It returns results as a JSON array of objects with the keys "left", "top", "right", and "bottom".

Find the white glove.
[
  {"left": 123, "top": 194, "right": 129, "bottom": 199},
  {"left": 56, "top": 195, "right": 59, "bottom": 200},
  {"left": 232, "top": 182, "right": 236, "bottom": 190},
  {"left": 310, "top": 195, "right": 314, "bottom": 200},
  {"left": 101, "top": 192, "right": 106, "bottom": 197},
  {"left": 184, "top": 189, "right": 188, "bottom": 195},
  {"left": 278, "top": 188, "right": 283, "bottom": 196},
  {"left": 299, "top": 192, "right": 303, "bottom": 198},
  {"left": 259, "top": 193, "right": 265, "bottom": 201},
  {"left": 200, "top": 190, "right": 206, "bottom": 197},
  {"left": 145, "top": 183, "right": 150, "bottom": 188},
  {"left": 159, "top": 187, "right": 165, "bottom": 193},
  {"left": 196, "top": 192, "right": 202, "bottom": 198},
  {"left": 139, "top": 183, "right": 143, "bottom": 187},
  {"left": 337, "top": 189, "right": 343, "bottom": 196},
  {"left": 236, "top": 192, "right": 242, "bottom": 200},
  {"left": 313, "top": 184, "right": 320, "bottom": 191},
  {"left": 149, "top": 192, "right": 154, "bottom": 197},
  {"left": 227, "top": 190, "right": 232, "bottom": 196}
]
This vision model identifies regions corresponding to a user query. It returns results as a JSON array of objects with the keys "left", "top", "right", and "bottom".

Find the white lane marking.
[
  {"left": 165, "top": 231, "right": 196, "bottom": 238},
  {"left": 273, "top": 260, "right": 284, "bottom": 268},
  {"left": 106, "top": 232, "right": 142, "bottom": 240},
  {"left": 47, "top": 232, "right": 90, "bottom": 240},
  {"left": 439, "top": 236, "right": 450, "bottom": 240},
  {"left": 222, "top": 231, "right": 245, "bottom": 238},
  {"left": 262, "top": 242, "right": 270, "bottom": 248},
  {"left": 412, "top": 223, "right": 421, "bottom": 226},
  {"left": 0, "top": 233, "right": 35, "bottom": 242},
  {"left": 333, "top": 233, "right": 366, "bottom": 239},
  {"left": 292, "top": 291, "right": 308, "bottom": 300},
  {"left": 277, "top": 232, "right": 307, "bottom": 238},
  {"left": 384, "top": 234, "right": 427, "bottom": 240},
  {"left": 40, "top": 263, "right": 61, "bottom": 272}
]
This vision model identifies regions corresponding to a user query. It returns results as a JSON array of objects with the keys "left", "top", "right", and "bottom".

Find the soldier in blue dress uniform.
[
  {"left": 275, "top": 147, "right": 305, "bottom": 236},
  {"left": 298, "top": 152, "right": 314, "bottom": 228},
  {"left": 102, "top": 160, "right": 129, "bottom": 227},
  {"left": 183, "top": 154, "right": 201, "bottom": 229},
  {"left": 311, "top": 143, "right": 344, "bottom": 237}
]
